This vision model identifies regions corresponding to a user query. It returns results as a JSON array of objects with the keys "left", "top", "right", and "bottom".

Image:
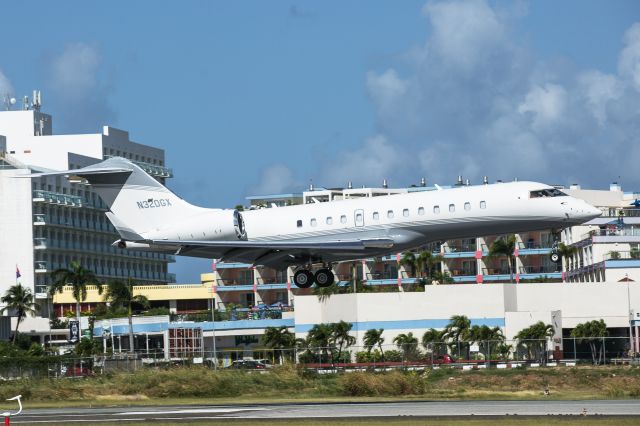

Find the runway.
[{"left": 8, "top": 400, "right": 640, "bottom": 423}]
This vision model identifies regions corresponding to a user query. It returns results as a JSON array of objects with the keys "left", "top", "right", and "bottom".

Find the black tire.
[
  {"left": 314, "top": 268, "right": 335, "bottom": 287},
  {"left": 293, "top": 270, "right": 314, "bottom": 288},
  {"left": 550, "top": 252, "right": 561, "bottom": 263}
]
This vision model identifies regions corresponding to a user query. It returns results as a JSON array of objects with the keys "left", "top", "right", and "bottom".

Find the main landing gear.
[{"left": 293, "top": 268, "right": 335, "bottom": 288}]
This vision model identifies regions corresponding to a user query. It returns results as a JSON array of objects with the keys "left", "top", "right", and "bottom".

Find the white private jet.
[{"left": 28, "top": 157, "right": 601, "bottom": 288}]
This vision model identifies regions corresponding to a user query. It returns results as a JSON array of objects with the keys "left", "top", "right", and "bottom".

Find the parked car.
[
  {"left": 226, "top": 360, "right": 266, "bottom": 370},
  {"left": 434, "top": 354, "right": 455, "bottom": 364},
  {"left": 254, "top": 358, "right": 274, "bottom": 368}
]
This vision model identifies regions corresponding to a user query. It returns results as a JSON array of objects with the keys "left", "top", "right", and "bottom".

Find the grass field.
[{"left": 0, "top": 364, "right": 639, "bottom": 409}]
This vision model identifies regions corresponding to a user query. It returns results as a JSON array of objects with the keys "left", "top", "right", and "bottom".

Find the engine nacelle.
[
  {"left": 148, "top": 209, "right": 247, "bottom": 241},
  {"left": 113, "top": 240, "right": 155, "bottom": 250}
]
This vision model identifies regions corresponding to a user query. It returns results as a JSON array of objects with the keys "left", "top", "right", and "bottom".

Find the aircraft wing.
[{"left": 146, "top": 237, "right": 395, "bottom": 267}]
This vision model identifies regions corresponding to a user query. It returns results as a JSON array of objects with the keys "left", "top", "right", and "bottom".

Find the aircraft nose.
[{"left": 578, "top": 203, "right": 602, "bottom": 220}]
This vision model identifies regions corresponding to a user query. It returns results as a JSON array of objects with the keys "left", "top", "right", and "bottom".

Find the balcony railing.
[
  {"left": 33, "top": 190, "right": 83, "bottom": 207},
  {"left": 604, "top": 251, "right": 640, "bottom": 261},
  {"left": 518, "top": 266, "right": 561, "bottom": 274},
  {"left": 599, "top": 208, "right": 640, "bottom": 218},
  {"left": 442, "top": 244, "right": 477, "bottom": 253}
]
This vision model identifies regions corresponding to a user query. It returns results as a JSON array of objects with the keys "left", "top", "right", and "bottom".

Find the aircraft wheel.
[
  {"left": 293, "top": 270, "right": 314, "bottom": 288},
  {"left": 314, "top": 269, "right": 335, "bottom": 287},
  {"left": 550, "top": 252, "right": 561, "bottom": 263}
]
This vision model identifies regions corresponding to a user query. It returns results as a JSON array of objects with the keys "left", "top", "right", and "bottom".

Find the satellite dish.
[{"left": 9, "top": 97, "right": 16, "bottom": 105}]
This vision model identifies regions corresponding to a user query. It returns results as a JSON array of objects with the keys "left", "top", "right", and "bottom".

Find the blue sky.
[{"left": 1, "top": 1, "right": 639, "bottom": 282}]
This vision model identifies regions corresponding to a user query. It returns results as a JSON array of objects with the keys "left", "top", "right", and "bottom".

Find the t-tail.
[{"left": 26, "top": 157, "right": 245, "bottom": 243}]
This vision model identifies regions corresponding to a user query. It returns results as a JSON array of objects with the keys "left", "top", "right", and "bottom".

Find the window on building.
[
  {"left": 434, "top": 205, "right": 440, "bottom": 214},
  {"left": 326, "top": 217, "right": 333, "bottom": 225},
  {"left": 449, "top": 204, "right": 455, "bottom": 213},
  {"left": 418, "top": 207, "right": 425, "bottom": 215},
  {"left": 387, "top": 210, "right": 394, "bottom": 219},
  {"left": 310, "top": 218, "right": 317, "bottom": 227},
  {"left": 480, "top": 201, "right": 486, "bottom": 209},
  {"left": 340, "top": 215, "right": 347, "bottom": 224},
  {"left": 296, "top": 220, "right": 302, "bottom": 228},
  {"left": 373, "top": 212, "right": 379, "bottom": 220},
  {"left": 464, "top": 202, "right": 471, "bottom": 211},
  {"left": 403, "top": 209, "right": 409, "bottom": 217}
]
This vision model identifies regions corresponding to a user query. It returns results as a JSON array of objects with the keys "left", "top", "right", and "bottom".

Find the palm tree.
[
  {"left": 331, "top": 321, "right": 356, "bottom": 363},
  {"left": 469, "top": 325, "right": 504, "bottom": 360},
  {"left": 104, "top": 278, "right": 150, "bottom": 353},
  {"left": 262, "top": 326, "right": 296, "bottom": 363},
  {"left": 514, "top": 321, "right": 554, "bottom": 362},
  {"left": 416, "top": 251, "right": 443, "bottom": 279},
  {"left": 421, "top": 328, "right": 446, "bottom": 357},
  {"left": 0, "top": 284, "right": 39, "bottom": 343},
  {"left": 489, "top": 235, "right": 517, "bottom": 282},
  {"left": 50, "top": 261, "right": 103, "bottom": 338},
  {"left": 400, "top": 251, "right": 417, "bottom": 277},
  {"left": 306, "top": 323, "right": 334, "bottom": 362},
  {"left": 557, "top": 243, "right": 578, "bottom": 275},
  {"left": 313, "top": 284, "right": 341, "bottom": 302},
  {"left": 393, "top": 332, "right": 420, "bottom": 360},
  {"left": 570, "top": 319, "right": 608, "bottom": 365},
  {"left": 363, "top": 328, "right": 385, "bottom": 361},
  {"left": 444, "top": 315, "right": 471, "bottom": 358}
]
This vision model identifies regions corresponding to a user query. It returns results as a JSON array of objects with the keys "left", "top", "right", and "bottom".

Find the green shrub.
[
  {"left": 339, "top": 371, "right": 425, "bottom": 396},
  {"left": 384, "top": 349, "right": 403, "bottom": 362}
]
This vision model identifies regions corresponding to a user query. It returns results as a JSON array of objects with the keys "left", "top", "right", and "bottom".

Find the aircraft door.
[{"left": 354, "top": 209, "right": 365, "bottom": 227}]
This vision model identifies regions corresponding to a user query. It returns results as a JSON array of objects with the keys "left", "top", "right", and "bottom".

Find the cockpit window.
[{"left": 530, "top": 188, "right": 568, "bottom": 198}]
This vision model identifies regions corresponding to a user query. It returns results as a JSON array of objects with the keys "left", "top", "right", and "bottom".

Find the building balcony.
[
  {"left": 33, "top": 190, "right": 83, "bottom": 208},
  {"left": 34, "top": 261, "right": 48, "bottom": 274}
]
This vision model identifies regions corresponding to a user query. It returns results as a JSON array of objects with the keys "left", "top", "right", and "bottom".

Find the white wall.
[
  {"left": 294, "top": 282, "right": 640, "bottom": 346},
  {"left": 0, "top": 168, "right": 34, "bottom": 303}
]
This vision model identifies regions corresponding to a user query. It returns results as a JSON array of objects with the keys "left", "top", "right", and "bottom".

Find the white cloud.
[
  {"left": 251, "top": 164, "right": 297, "bottom": 195},
  {"left": 50, "top": 43, "right": 100, "bottom": 100},
  {"left": 0, "top": 70, "right": 13, "bottom": 98},
  {"left": 517, "top": 84, "right": 567, "bottom": 130},
  {"left": 48, "top": 43, "right": 116, "bottom": 132},
  {"left": 250, "top": 1, "right": 640, "bottom": 193},
  {"left": 619, "top": 23, "right": 640, "bottom": 92},
  {"left": 422, "top": 0, "right": 507, "bottom": 72},
  {"left": 323, "top": 135, "right": 405, "bottom": 187},
  {"left": 578, "top": 70, "right": 621, "bottom": 127}
]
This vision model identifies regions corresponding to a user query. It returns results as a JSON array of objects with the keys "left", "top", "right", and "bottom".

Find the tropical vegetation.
[
  {"left": 488, "top": 234, "right": 517, "bottom": 281},
  {"left": 0, "top": 284, "right": 39, "bottom": 343},
  {"left": 570, "top": 319, "right": 608, "bottom": 365},
  {"left": 103, "top": 278, "right": 150, "bottom": 353},
  {"left": 50, "top": 261, "right": 103, "bottom": 335}
]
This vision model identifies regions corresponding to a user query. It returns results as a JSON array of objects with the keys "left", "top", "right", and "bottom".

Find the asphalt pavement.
[{"left": 8, "top": 400, "right": 640, "bottom": 423}]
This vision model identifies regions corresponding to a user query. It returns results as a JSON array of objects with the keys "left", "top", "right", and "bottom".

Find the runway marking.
[{"left": 119, "top": 407, "right": 266, "bottom": 415}]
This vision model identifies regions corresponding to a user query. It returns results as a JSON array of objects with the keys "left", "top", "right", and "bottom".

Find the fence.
[{"left": 2, "top": 337, "right": 635, "bottom": 379}]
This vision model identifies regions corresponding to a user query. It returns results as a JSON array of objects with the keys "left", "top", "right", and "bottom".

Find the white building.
[{"left": 0, "top": 93, "right": 174, "bottom": 315}]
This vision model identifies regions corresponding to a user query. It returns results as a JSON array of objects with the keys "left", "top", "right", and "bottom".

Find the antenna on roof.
[
  {"left": 420, "top": 177, "right": 426, "bottom": 187},
  {"left": 383, "top": 179, "right": 388, "bottom": 189},
  {"left": 483, "top": 176, "right": 488, "bottom": 185},
  {"left": 347, "top": 181, "right": 353, "bottom": 189}
]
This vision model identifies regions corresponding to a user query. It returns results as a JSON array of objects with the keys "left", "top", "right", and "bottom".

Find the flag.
[{"left": 16, "top": 265, "right": 21, "bottom": 279}]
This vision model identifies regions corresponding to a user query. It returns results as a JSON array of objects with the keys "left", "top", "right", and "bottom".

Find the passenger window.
[
  {"left": 449, "top": 204, "right": 455, "bottom": 213},
  {"left": 310, "top": 218, "right": 317, "bottom": 227},
  {"left": 403, "top": 209, "right": 409, "bottom": 217},
  {"left": 296, "top": 220, "right": 302, "bottom": 228},
  {"left": 326, "top": 217, "right": 333, "bottom": 225},
  {"left": 340, "top": 215, "right": 347, "bottom": 224},
  {"left": 356, "top": 213, "right": 363, "bottom": 222},
  {"left": 464, "top": 202, "right": 471, "bottom": 211},
  {"left": 387, "top": 210, "right": 394, "bottom": 219},
  {"left": 433, "top": 205, "right": 440, "bottom": 214},
  {"left": 373, "top": 212, "right": 379, "bottom": 220},
  {"left": 480, "top": 201, "right": 486, "bottom": 209},
  {"left": 418, "top": 207, "right": 425, "bottom": 216}
]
